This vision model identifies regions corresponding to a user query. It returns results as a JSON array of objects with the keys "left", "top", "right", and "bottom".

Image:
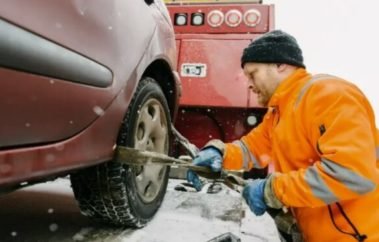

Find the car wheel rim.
[{"left": 133, "top": 98, "right": 168, "bottom": 203}]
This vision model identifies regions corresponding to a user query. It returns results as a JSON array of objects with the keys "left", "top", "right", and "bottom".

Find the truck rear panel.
[{"left": 166, "top": 0, "right": 274, "bottom": 148}]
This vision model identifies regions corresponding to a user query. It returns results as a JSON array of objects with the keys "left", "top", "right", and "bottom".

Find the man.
[{"left": 187, "top": 30, "right": 379, "bottom": 241}]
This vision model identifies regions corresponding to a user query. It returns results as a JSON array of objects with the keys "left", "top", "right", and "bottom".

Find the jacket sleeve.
[
  {"left": 223, "top": 108, "right": 274, "bottom": 170},
  {"left": 273, "top": 79, "right": 379, "bottom": 208}
]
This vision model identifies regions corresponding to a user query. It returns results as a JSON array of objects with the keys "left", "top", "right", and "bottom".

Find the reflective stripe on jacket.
[{"left": 223, "top": 68, "right": 379, "bottom": 241}]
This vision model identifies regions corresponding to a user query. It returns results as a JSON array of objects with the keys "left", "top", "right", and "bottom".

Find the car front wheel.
[{"left": 70, "top": 77, "right": 171, "bottom": 227}]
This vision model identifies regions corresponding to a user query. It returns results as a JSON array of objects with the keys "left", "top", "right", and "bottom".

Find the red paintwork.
[
  {"left": 166, "top": 2, "right": 274, "bottom": 149},
  {"left": 0, "top": 0, "right": 180, "bottom": 187},
  {"left": 178, "top": 35, "right": 261, "bottom": 107},
  {"left": 169, "top": 3, "right": 274, "bottom": 108}
]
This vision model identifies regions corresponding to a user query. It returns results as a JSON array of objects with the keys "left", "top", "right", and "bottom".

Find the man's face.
[{"left": 243, "top": 63, "right": 282, "bottom": 107}]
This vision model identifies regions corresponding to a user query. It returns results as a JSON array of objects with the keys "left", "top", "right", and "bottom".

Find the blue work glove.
[
  {"left": 186, "top": 169, "right": 203, "bottom": 191},
  {"left": 192, "top": 147, "right": 223, "bottom": 172},
  {"left": 242, "top": 179, "right": 267, "bottom": 216},
  {"left": 186, "top": 147, "right": 223, "bottom": 191}
]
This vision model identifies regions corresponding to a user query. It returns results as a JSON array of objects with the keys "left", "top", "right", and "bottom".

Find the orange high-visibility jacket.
[{"left": 224, "top": 69, "right": 379, "bottom": 242}]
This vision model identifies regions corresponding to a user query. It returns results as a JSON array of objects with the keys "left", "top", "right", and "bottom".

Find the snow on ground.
[{"left": 0, "top": 178, "right": 280, "bottom": 242}]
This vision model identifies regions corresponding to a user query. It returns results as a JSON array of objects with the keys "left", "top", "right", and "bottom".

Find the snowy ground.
[{"left": 0, "top": 178, "right": 280, "bottom": 242}]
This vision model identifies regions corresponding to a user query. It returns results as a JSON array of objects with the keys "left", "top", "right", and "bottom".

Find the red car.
[{"left": 0, "top": 0, "right": 181, "bottom": 227}]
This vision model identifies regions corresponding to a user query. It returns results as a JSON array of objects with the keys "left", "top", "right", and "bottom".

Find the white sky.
[{"left": 265, "top": 0, "right": 379, "bottom": 126}]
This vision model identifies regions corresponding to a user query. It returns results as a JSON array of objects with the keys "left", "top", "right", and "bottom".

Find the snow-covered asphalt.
[{"left": 0, "top": 178, "right": 280, "bottom": 242}]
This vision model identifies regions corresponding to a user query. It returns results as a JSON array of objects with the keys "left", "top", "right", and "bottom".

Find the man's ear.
[{"left": 277, "top": 64, "right": 287, "bottom": 72}]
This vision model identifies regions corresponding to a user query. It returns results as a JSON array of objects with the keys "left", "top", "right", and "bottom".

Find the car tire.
[{"left": 70, "top": 77, "right": 171, "bottom": 227}]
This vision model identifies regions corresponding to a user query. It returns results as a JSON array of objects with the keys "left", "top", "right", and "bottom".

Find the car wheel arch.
[{"left": 142, "top": 59, "right": 178, "bottom": 120}]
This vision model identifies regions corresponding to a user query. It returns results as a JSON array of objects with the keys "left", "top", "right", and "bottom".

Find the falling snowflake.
[
  {"left": 45, "top": 154, "right": 55, "bottom": 163},
  {"left": 49, "top": 223, "right": 58, "bottom": 232},
  {"left": 93, "top": 106, "right": 105, "bottom": 116},
  {"left": 55, "top": 144, "right": 65, "bottom": 151}
]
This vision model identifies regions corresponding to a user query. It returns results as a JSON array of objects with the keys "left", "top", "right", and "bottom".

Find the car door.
[{"left": 0, "top": 0, "right": 156, "bottom": 148}]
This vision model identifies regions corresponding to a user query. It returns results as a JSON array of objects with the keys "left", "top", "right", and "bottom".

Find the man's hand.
[
  {"left": 242, "top": 179, "right": 267, "bottom": 216},
  {"left": 192, "top": 147, "right": 223, "bottom": 172},
  {"left": 186, "top": 147, "right": 223, "bottom": 191},
  {"left": 242, "top": 175, "right": 284, "bottom": 216}
]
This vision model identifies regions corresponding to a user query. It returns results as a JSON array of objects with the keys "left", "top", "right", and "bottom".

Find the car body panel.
[
  {"left": 0, "top": 0, "right": 157, "bottom": 148},
  {"left": 0, "top": 19, "right": 113, "bottom": 88},
  {"left": 0, "top": 0, "right": 179, "bottom": 187}
]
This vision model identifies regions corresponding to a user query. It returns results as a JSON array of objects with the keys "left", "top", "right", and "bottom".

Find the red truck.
[{"left": 165, "top": 0, "right": 274, "bottom": 166}]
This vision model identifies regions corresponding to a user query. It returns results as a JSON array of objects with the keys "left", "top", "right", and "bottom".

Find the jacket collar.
[{"left": 268, "top": 68, "right": 311, "bottom": 112}]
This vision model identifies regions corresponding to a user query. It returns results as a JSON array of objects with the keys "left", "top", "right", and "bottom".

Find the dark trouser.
[{"left": 266, "top": 208, "right": 304, "bottom": 242}]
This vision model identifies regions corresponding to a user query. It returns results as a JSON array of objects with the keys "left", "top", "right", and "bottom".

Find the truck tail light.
[
  {"left": 191, "top": 13, "right": 204, "bottom": 26},
  {"left": 174, "top": 13, "right": 188, "bottom": 26},
  {"left": 225, "top": 10, "right": 242, "bottom": 27},
  {"left": 243, "top": 9, "right": 261, "bottom": 27},
  {"left": 167, "top": 4, "right": 269, "bottom": 33},
  {"left": 207, "top": 10, "right": 224, "bottom": 27}
]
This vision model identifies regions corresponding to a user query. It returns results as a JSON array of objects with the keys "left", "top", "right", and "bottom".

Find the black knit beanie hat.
[{"left": 241, "top": 30, "right": 305, "bottom": 68}]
